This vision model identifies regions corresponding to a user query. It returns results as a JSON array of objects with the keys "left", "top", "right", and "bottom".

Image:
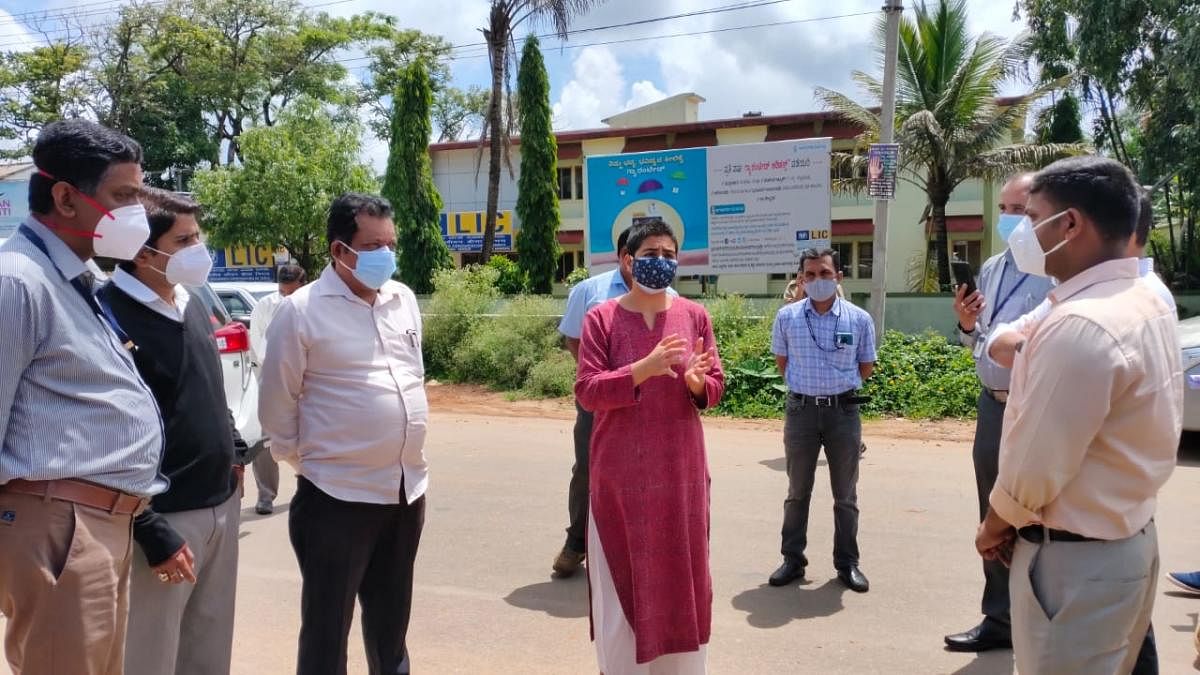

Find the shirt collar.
[
  {"left": 111, "top": 267, "right": 189, "bottom": 321},
  {"left": 804, "top": 297, "right": 843, "bottom": 317},
  {"left": 1138, "top": 257, "right": 1154, "bottom": 277},
  {"left": 23, "top": 216, "right": 88, "bottom": 281},
  {"left": 316, "top": 265, "right": 402, "bottom": 306},
  {"left": 1049, "top": 258, "right": 1140, "bottom": 305},
  {"left": 606, "top": 268, "right": 629, "bottom": 294}
]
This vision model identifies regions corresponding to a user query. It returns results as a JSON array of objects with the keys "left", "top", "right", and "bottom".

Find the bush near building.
[{"left": 422, "top": 268, "right": 981, "bottom": 419}]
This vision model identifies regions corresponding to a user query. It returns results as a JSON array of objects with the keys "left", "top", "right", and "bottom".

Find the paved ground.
[{"left": 4, "top": 406, "right": 1200, "bottom": 674}]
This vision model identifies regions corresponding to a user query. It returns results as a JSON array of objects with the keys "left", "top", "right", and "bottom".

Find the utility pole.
[{"left": 870, "top": 0, "right": 903, "bottom": 343}]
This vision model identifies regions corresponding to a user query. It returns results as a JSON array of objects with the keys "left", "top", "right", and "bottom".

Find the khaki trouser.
[
  {"left": 125, "top": 492, "right": 241, "bottom": 675},
  {"left": 1010, "top": 522, "right": 1158, "bottom": 675},
  {"left": 0, "top": 491, "right": 135, "bottom": 675}
]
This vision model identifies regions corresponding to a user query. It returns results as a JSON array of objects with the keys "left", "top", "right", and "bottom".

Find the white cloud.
[
  {"left": 551, "top": 46, "right": 628, "bottom": 130},
  {"left": 0, "top": 9, "right": 41, "bottom": 52},
  {"left": 626, "top": 80, "right": 666, "bottom": 110}
]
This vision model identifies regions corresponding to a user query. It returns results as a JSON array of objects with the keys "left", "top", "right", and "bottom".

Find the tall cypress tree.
[
  {"left": 382, "top": 58, "right": 452, "bottom": 294},
  {"left": 514, "top": 35, "right": 560, "bottom": 295}
]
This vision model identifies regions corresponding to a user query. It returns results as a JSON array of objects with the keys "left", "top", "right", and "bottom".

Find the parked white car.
[
  {"left": 1178, "top": 316, "right": 1200, "bottom": 432},
  {"left": 189, "top": 283, "right": 265, "bottom": 451},
  {"left": 210, "top": 281, "right": 278, "bottom": 330}
]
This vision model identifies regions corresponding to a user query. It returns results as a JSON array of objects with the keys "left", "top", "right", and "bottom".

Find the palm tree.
[
  {"left": 818, "top": 0, "right": 1083, "bottom": 287},
  {"left": 477, "top": 0, "right": 604, "bottom": 263}
]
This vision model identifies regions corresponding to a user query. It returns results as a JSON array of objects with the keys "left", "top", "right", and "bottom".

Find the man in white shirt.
[
  {"left": 258, "top": 193, "right": 428, "bottom": 675},
  {"left": 246, "top": 264, "right": 306, "bottom": 515}
]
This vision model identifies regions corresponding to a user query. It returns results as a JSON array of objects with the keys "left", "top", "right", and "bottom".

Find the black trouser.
[
  {"left": 780, "top": 396, "right": 862, "bottom": 569},
  {"left": 973, "top": 389, "right": 1011, "bottom": 631},
  {"left": 564, "top": 401, "right": 593, "bottom": 554},
  {"left": 289, "top": 476, "right": 425, "bottom": 675}
]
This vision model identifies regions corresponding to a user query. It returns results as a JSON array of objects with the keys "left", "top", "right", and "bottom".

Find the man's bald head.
[{"left": 999, "top": 172, "right": 1036, "bottom": 215}]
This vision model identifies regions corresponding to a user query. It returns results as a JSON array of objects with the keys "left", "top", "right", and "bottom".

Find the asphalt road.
[{"left": 4, "top": 412, "right": 1200, "bottom": 674}]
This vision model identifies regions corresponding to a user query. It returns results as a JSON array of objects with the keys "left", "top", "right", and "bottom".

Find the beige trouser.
[
  {"left": 0, "top": 491, "right": 135, "bottom": 675},
  {"left": 1010, "top": 522, "right": 1158, "bottom": 675},
  {"left": 125, "top": 492, "right": 241, "bottom": 675}
]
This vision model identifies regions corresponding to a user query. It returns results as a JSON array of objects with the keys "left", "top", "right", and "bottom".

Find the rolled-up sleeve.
[
  {"left": 258, "top": 299, "right": 305, "bottom": 465},
  {"left": 771, "top": 311, "right": 789, "bottom": 357},
  {"left": 989, "top": 316, "right": 1123, "bottom": 527}
]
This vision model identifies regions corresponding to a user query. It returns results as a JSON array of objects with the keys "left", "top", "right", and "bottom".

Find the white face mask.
[
  {"left": 1008, "top": 209, "right": 1070, "bottom": 277},
  {"left": 93, "top": 203, "right": 152, "bottom": 261},
  {"left": 148, "top": 242, "right": 213, "bottom": 287}
]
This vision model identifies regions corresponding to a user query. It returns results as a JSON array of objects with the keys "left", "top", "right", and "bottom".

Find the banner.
[
  {"left": 586, "top": 139, "right": 831, "bottom": 274},
  {"left": 208, "top": 245, "right": 275, "bottom": 282},
  {"left": 867, "top": 143, "right": 900, "bottom": 200},
  {"left": 440, "top": 210, "right": 515, "bottom": 253},
  {"left": 0, "top": 180, "right": 30, "bottom": 240}
]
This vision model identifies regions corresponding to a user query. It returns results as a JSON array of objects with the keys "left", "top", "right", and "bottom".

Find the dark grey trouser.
[
  {"left": 780, "top": 396, "right": 862, "bottom": 570},
  {"left": 251, "top": 445, "right": 279, "bottom": 506},
  {"left": 973, "top": 389, "right": 1011, "bottom": 631},
  {"left": 565, "top": 401, "right": 594, "bottom": 554}
]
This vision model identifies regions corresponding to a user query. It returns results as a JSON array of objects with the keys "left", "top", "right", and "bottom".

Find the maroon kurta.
[{"left": 575, "top": 297, "right": 725, "bottom": 664}]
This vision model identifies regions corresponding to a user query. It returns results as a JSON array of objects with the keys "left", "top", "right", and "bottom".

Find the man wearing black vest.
[{"left": 97, "top": 188, "right": 246, "bottom": 675}]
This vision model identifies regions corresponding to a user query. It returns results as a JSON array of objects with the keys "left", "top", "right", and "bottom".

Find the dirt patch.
[{"left": 426, "top": 383, "right": 975, "bottom": 443}]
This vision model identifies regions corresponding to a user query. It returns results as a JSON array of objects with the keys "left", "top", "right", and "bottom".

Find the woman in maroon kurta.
[{"left": 575, "top": 221, "right": 724, "bottom": 673}]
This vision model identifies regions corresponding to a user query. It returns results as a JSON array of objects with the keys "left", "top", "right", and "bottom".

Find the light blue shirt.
[
  {"left": 959, "top": 250, "right": 1055, "bottom": 391},
  {"left": 772, "top": 297, "right": 877, "bottom": 396},
  {"left": 0, "top": 218, "right": 166, "bottom": 496},
  {"left": 558, "top": 269, "right": 676, "bottom": 339}
]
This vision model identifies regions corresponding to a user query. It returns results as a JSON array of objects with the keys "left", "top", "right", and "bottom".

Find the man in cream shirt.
[
  {"left": 259, "top": 193, "right": 428, "bottom": 675},
  {"left": 974, "top": 157, "right": 1181, "bottom": 675}
]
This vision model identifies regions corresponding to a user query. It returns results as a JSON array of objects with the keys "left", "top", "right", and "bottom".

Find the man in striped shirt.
[{"left": 0, "top": 120, "right": 164, "bottom": 675}]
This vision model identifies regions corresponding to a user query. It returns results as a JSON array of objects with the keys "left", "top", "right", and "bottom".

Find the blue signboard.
[
  {"left": 439, "top": 210, "right": 516, "bottom": 253},
  {"left": 207, "top": 245, "right": 275, "bottom": 282},
  {"left": 443, "top": 234, "right": 513, "bottom": 253}
]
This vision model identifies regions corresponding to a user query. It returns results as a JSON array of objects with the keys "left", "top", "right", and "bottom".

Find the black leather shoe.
[
  {"left": 837, "top": 566, "right": 870, "bottom": 593},
  {"left": 943, "top": 622, "right": 1012, "bottom": 652},
  {"left": 768, "top": 560, "right": 805, "bottom": 586}
]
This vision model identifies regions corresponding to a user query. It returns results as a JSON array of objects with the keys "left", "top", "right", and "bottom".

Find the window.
[
  {"left": 952, "top": 239, "right": 982, "bottom": 269},
  {"left": 558, "top": 166, "right": 583, "bottom": 200},
  {"left": 218, "top": 292, "right": 251, "bottom": 316},
  {"left": 557, "top": 251, "right": 577, "bottom": 281},
  {"left": 857, "top": 242, "right": 873, "bottom": 280},
  {"left": 831, "top": 242, "right": 853, "bottom": 276}
]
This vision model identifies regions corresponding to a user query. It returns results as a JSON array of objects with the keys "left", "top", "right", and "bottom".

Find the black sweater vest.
[{"left": 99, "top": 282, "right": 238, "bottom": 563}]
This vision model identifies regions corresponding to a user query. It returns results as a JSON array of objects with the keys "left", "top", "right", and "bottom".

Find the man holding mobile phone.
[{"left": 945, "top": 172, "right": 1054, "bottom": 653}]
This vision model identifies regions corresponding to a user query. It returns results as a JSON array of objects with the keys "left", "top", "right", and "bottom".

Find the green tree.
[
  {"left": 514, "top": 36, "right": 560, "bottom": 294},
  {"left": 477, "top": 0, "right": 604, "bottom": 263},
  {"left": 432, "top": 85, "right": 490, "bottom": 142},
  {"left": 818, "top": 0, "right": 1081, "bottom": 287},
  {"left": 359, "top": 28, "right": 451, "bottom": 142},
  {"left": 381, "top": 59, "right": 452, "bottom": 294},
  {"left": 0, "top": 39, "right": 90, "bottom": 158},
  {"left": 191, "top": 99, "right": 376, "bottom": 275}
]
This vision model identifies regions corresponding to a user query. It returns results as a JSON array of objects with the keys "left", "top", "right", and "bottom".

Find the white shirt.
[
  {"left": 986, "top": 257, "right": 1174, "bottom": 366},
  {"left": 248, "top": 290, "right": 286, "bottom": 367},
  {"left": 111, "top": 268, "right": 190, "bottom": 322},
  {"left": 257, "top": 266, "right": 428, "bottom": 505}
]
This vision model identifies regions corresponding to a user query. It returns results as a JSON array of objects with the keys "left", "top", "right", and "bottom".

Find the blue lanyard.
[
  {"left": 990, "top": 257, "right": 1028, "bottom": 323},
  {"left": 19, "top": 224, "right": 136, "bottom": 350}
]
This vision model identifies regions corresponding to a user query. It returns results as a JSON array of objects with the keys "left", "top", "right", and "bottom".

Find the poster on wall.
[
  {"left": 0, "top": 181, "right": 30, "bottom": 240},
  {"left": 867, "top": 143, "right": 900, "bottom": 200},
  {"left": 585, "top": 138, "right": 831, "bottom": 274}
]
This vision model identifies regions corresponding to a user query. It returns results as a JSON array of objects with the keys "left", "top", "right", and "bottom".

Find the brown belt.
[{"left": 0, "top": 479, "right": 148, "bottom": 515}]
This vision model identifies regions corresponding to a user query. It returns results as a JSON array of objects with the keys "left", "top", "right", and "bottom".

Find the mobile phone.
[{"left": 951, "top": 260, "right": 976, "bottom": 296}]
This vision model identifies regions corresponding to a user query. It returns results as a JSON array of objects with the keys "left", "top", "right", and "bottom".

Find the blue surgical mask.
[
  {"left": 337, "top": 242, "right": 397, "bottom": 289},
  {"left": 804, "top": 278, "right": 838, "bottom": 302},
  {"left": 996, "top": 213, "right": 1023, "bottom": 242},
  {"left": 632, "top": 256, "right": 678, "bottom": 294}
]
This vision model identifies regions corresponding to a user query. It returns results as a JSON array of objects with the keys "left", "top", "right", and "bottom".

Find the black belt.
[
  {"left": 788, "top": 390, "right": 869, "bottom": 407},
  {"left": 1017, "top": 526, "right": 1100, "bottom": 544}
]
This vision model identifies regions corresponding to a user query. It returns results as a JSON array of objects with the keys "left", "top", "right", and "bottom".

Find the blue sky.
[{"left": 0, "top": 0, "right": 1030, "bottom": 168}]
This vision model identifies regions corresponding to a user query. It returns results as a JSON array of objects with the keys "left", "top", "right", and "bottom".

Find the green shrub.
[
  {"left": 524, "top": 348, "right": 576, "bottom": 398},
  {"left": 486, "top": 256, "right": 529, "bottom": 294},
  {"left": 565, "top": 266, "right": 590, "bottom": 287},
  {"left": 453, "top": 295, "right": 561, "bottom": 389},
  {"left": 423, "top": 266, "right": 500, "bottom": 378},
  {"left": 860, "top": 330, "right": 979, "bottom": 419}
]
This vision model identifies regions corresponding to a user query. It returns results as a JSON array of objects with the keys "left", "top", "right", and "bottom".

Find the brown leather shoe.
[{"left": 552, "top": 547, "right": 586, "bottom": 578}]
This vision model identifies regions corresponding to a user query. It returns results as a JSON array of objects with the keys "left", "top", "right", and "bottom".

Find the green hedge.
[{"left": 421, "top": 269, "right": 980, "bottom": 419}]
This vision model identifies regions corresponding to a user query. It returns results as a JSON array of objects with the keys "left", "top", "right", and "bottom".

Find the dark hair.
[
  {"left": 1030, "top": 156, "right": 1141, "bottom": 243},
  {"left": 29, "top": 119, "right": 143, "bottom": 214},
  {"left": 624, "top": 218, "right": 677, "bottom": 256},
  {"left": 327, "top": 193, "right": 393, "bottom": 247},
  {"left": 798, "top": 247, "right": 841, "bottom": 274},
  {"left": 616, "top": 227, "right": 632, "bottom": 255},
  {"left": 1135, "top": 189, "right": 1152, "bottom": 247},
  {"left": 277, "top": 264, "right": 307, "bottom": 285},
  {"left": 118, "top": 187, "right": 200, "bottom": 273}
]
